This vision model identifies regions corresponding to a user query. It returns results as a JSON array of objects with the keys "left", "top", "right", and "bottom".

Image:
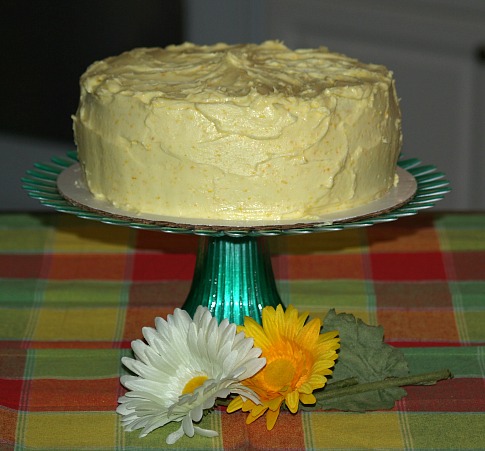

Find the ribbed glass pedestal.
[{"left": 182, "top": 236, "right": 283, "bottom": 325}]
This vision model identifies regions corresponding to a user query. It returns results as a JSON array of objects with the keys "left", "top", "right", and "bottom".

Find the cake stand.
[{"left": 23, "top": 151, "right": 450, "bottom": 324}]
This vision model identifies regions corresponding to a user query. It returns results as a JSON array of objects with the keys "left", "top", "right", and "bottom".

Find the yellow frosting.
[{"left": 73, "top": 41, "right": 402, "bottom": 221}]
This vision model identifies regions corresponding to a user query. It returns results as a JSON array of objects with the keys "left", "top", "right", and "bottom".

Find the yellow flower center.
[
  {"left": 264, "top": 358, "right": 296, "bottom": 392},
  {"left": 182, "top": 375, "right": 208, "bottom": 395}
]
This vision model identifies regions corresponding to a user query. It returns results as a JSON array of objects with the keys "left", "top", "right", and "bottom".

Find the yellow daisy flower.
[{"left": 227, "top": 304, "right": 340, "bottom": 430}]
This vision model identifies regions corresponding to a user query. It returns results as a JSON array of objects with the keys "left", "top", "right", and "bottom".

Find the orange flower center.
[{"left": 264, "top": 358, "right": 296, "bottom": 391}]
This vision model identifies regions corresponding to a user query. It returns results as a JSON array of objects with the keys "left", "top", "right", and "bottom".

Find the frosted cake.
[{"left": 73, "top": 41, "right": 402, "bottom": 221}]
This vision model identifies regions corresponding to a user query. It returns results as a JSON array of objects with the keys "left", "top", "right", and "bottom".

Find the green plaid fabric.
[{"left": 1, "top": 212, "right": 485, "bottom": 449}]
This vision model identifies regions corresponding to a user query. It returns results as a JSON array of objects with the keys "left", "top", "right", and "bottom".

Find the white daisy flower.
[{"left": 117, "top": 306, "right": 266, "bottom": 444}]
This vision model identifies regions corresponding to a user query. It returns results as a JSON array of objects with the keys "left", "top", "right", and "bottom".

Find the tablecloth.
[{"left": 1, "top": 211, "right": 485, "bottom": 450}]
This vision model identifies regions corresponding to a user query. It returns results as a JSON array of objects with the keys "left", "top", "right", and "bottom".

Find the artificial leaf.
[{"left": 314, "top": 309, "right": 409, "bottom": 411}]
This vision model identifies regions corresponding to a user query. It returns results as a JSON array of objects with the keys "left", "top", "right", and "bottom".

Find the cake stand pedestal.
[
  {"left": 23, "top": 152, "right": 450, "bottom": 324},
  {"left": 184, "top": 235, "right": 281, "bottom": 322}
]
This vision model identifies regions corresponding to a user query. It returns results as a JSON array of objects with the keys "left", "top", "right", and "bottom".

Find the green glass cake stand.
[{"left": 23, "top": 152, "right": 450, "bottom": 325}]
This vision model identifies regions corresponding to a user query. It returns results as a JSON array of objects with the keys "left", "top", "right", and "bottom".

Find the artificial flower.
[
  {"left": 117, "top": 306, "right": 266, "bottom": 444},
  {"left": 227, "top": 304, "right": 340, "bottom": 430}
]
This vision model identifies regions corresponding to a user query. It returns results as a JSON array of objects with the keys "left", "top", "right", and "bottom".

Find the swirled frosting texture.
[{"left": 73, "top": 41, "right": 402, "bottom": 220}]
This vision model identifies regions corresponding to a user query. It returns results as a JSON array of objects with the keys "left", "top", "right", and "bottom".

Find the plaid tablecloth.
[{"left": 1, "top": 212, "right": 485, "bottom": 450}]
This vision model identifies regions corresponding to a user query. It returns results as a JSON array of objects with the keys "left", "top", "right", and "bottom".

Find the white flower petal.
[
  {"left": 130, "top": 340, "right": 150, "bottom": 365},
  {"left": 119, "top": 374, "right": 137, "bottom": 387},
  {"left": 232, "top": 386, "right": 261, "bottom": 404},
  {"left": 222, "top": 350, "right": 239, "bottom": 374},
  {"left": 235, "top": 356, "right": 266, "bottom": 380},
  {"left": 191, "top": 404, "right": 204, "bottom": 423},
  {"left": 166, "top": 424, "right": 185, "bottom": 445},
  {"left": 194, "top": 425, "right": 219, "bottom": 438},
  {"left": 233, "top": 334, "right": 254, "bottom": 355},
  {"left": 121, "top": 377, "right": 165, "bottom": 395},
  {"left": 153, "top": 315, "right": 167, "bottom": 331},
  {"left": 218, "top": 320, "right": 236, "bottom": 346},
  {"left": 117, "top": 306, "right": 265, "bottom": 441},
  {"left": 122, "top": 357, "right": 163, "bottom": 381},
  {"left": 182, "top": 413, "right": 195, "bottom": 437},
  {"left": 193, "top": 306, "right": 210, "bottom": 329},
  {"left": 202, "top": 396, "right": 218, "bottom": 410},
  {"left": 141, "top": 326, "right": 159, "bottom": 349},
  {"left": 167, "top": 308, "right": 192, "bottom": 334}
]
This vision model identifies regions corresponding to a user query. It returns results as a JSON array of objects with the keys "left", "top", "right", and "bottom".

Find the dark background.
[{"left": 0, "top": 0, "right": 184, "bottom": 143}]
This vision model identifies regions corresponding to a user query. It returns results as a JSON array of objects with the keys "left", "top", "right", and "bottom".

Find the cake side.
[{"left": 73, "top": 41, "right": 402, "bottom": 221}]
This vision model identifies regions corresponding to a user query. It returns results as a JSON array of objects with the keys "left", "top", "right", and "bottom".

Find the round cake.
[{"left": 73, "top": 41, "right": 402, "bottom": 221}]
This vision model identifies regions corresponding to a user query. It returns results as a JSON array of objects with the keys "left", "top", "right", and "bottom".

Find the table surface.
[{"left": 1, "top": 211, "right": 484, "bottom": 450}]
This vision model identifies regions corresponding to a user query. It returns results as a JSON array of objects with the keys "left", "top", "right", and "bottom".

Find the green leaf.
[{"left": 315, "top": 309, "right": 410, "bottom": 411}]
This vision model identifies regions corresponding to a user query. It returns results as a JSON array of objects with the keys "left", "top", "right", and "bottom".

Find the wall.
[{"left": 1, "top": 0, "right": 183, "bottom": 210}]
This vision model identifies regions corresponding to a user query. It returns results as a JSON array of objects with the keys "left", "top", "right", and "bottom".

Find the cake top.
[{"left": 81, "top": 40, "right": 393, "bottom": 103}]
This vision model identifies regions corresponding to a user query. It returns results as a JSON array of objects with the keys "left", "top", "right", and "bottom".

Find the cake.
[{"left": 73, "top": 41, "right": 402, "bottom": 221}]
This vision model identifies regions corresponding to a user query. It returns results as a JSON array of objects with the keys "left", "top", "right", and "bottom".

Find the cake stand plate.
[{"left": 23, "top": 152, "right": 450, "bottom": 324}]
